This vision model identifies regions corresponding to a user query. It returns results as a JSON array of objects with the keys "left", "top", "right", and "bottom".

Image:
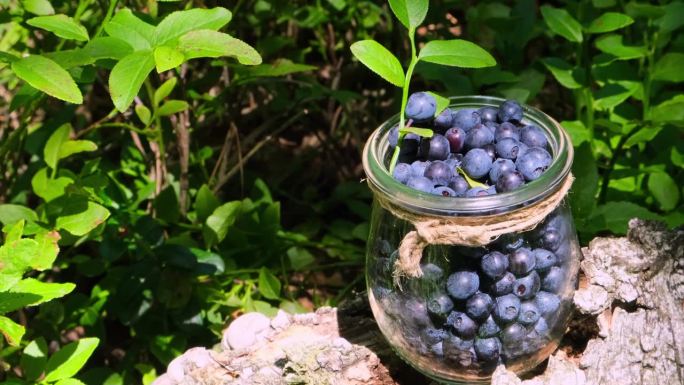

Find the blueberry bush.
[{"left": 0, "top": 0, "right": 681, "bottom": 383}]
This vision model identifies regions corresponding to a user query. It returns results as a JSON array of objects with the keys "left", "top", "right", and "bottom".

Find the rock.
[{"left": 155, "top": 219, "right": 683, "bottom": 385}]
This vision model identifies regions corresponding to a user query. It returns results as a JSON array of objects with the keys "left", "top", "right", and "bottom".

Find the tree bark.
[{"left": 153, "top": 219, "right": 683, "bottom": 385}]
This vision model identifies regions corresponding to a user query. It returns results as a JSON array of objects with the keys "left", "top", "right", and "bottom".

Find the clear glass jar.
[{"left": 363, "top": 96, "right": 580, "bottom": 384}]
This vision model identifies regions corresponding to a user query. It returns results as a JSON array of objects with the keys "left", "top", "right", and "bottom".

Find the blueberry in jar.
[
  {"left": 498, "top": 100, "right": 523, "bottom": 123},
  {"left": 420, "top": 134, "right": 450, "bottom": 161},
  {"left": 513, "top": 271, "right": 541, "bottom": 300},
  {"left": 462, "top": 148, "right": 493, "bottom": 179},
  {"left": 447, "top": 271, "right": 480, "bottom": 300},
  {"left": 493, "top": 294, "right": 521, "bottom": 324},
  {"left": 406, "top": 92, "right": 437, "bottom": 121},
  {"left": 424, "top": 161, "right": 454, "bottom": 185}
]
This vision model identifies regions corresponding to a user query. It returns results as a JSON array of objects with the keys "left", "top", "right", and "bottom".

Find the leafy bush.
[{"left": 0, "top": 0, "right": 681, "bottom": 383}]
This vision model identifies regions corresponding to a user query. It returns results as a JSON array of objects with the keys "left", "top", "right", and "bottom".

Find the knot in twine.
[{"left": 378, "top": 174, "right": 574, "bottom": 288}]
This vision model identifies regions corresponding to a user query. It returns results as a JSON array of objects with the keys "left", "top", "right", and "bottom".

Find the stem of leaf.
[
  {"left": 389, "top": 27, "right": 419, "bottom": 174},
  {"left": 598, "top": 125, "right": 639, "bottom": 203},
  {"left": 95, "top": 0, "right": 119, "bottom": 38}
]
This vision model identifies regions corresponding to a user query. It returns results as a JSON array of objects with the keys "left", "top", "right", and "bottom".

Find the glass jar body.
[{"left": 363, "top": 96, "right": 579, "bottom": 383}]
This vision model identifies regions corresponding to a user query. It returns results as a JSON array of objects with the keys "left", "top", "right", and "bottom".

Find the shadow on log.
[{"left": 152, "top": 219, "right": 683, "bottom": 385}]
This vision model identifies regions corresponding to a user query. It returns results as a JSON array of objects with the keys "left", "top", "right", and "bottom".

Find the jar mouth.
[{"left": 362, "top": 95, "right": 574, "bottom": 216}]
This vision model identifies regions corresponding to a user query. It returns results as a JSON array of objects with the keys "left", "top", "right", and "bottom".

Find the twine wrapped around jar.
[{"left": 377, "top": 174, "right": 575, "bottom": 287}]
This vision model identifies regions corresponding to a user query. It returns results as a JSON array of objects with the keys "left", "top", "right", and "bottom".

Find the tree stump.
[{"left": 152, "top": 219, "right": 683, "bottom": 385}]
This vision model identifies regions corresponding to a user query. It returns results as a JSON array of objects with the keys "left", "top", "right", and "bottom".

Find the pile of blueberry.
[
  {"left": 371, "top": 214, "right": 571, "bottom": 371},
  {"left": 390, "top": 93, "right": 553, "bottom": 197}
]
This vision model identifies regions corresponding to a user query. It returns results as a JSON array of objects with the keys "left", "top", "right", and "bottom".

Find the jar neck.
[{"left": 362, "top": 96, "right": 573, "bottom": 217}]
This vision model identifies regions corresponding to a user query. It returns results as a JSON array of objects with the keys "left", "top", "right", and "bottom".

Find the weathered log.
[{"left": 153, "top": 219, "right": 683, "bottom": 385}]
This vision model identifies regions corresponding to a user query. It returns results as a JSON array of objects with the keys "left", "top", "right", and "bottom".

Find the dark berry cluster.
[
  {"left": 370, "top": 214, "right": 571, "bottom": 370},
  {"left": 390, "top": 93, "right": 553, "bottom": 197}
]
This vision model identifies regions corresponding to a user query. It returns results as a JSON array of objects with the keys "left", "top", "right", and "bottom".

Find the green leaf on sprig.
[
  {"left": 27, "top": 14, "right": 89, "bottom": 41},
  {"left": 109, "top": 50, "right": 155, "bottom": 112},
  {"left": 595, "top": 34, "right": 647, "bottom": 60},
  {"left": 43, "top": 338, "right": 99, "bottom": 382},
  {"left": 418, "top": 40, "right": 497, "bottom": 68},
  {"left": 652, "top": 53, "right": 684, "bottom": 82},
  {"left": 540, "top": 6, "right": 583, "bottom": 43},
  {"left": 178, "top": 30, "right": 261, "bottom": 65},
  {"left": 11, "top": 55, "right": 82, "bottom": 104},
  {"left": 388, "top": 0, "right": 429, "bottom": 29},
  {"left": 648, "top": 172, "right": 680, "bottom": 211},
  {"left": 542, "top": 57, "right": 586, "bottom": 89},
  {"left": 586, "top": 12, "right": 634, "bottom": 34},
  {"left": 399, "top": 127, "right": 433, "bottom": 137},
  {"left": 426, "top": 91, "right": 450, "bottom": 116},
  {"left": 456, "top": 167, "right": 488, "bottom": 189},
  {"left": 350, "top": 40, "right": 405, "bottom": 87}
]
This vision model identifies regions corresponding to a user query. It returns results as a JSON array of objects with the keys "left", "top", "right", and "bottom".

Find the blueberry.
[
  {"left": 462, "top": 148, "right": 493, "bottom": 179},
  {"left": 427, "top": 292, "right": 454, "bottom": 316},
  {"left": 421, "top": 263, "right": 444, "bottom": 281},
  {"left": 444, "top": 157, "right": 461, "bottom": 172},
  {"left": 495, "top": 138, "right": 524, "bottom": 160},
  {"left": 517, "top": 301, "right": 541, "bottom": 325},
  {"left": 498, "top": 100, "right": 523, "bottom": 123},
  {"left": 448, "top": 176, "right": 469, "bottom": 196},
  {"left": 496, "top": 170, "right": 525, "bottom": 193},
  {"left": 388, "top": 125, "right": 399, "bottom": 148},
  {"left": 410, "top": 160, "right": 431, "bottom": 177},
  {"left": 509, "top": 247, "right": 536, "bottom": 276},
  {"left": 534, "top": 291, "right": 560, "bottom": 316},
  {"left": 539, "top": 228, "right": 563, "bottom": 251},
  {"left": 466, "top": 292, "right": 494, "bottom": 321},
  {"left": 443, "top": 336, "right": 476, "bottom": 366},
  {"left": 392, "top": 163, "right": 412, "bottom": 184},
  {"left": 420, "top": 134, "right": 450, "bottom": 161},
  {"left": 501, "top": 322, "right": 526, "bottom": 346},
  {"left": 406, "top": 176, "right": 433, "bottom": 193},
  {"left": 446, "top": 271, "right": 479, "bottom": 300},
  {"left": 478, "top": 315, "right": 501, "bottom": 338},
  {"left": 486, "top": 185, "right": 497, "bottom": 195},
  {"left": 444, "top": 127, "right": 466, "bottom": 153},
  {"left": 444, "top": 334, "right": 474, "bottom": 351},
  {"left": 423, "top": 327, "right": 449, "bottom": 345},
  {"left": 424, "top": 161, "right": 453, "bottom": 185},
  {"left": 532, "top": 317, "right": 549, "bottom": 336},
  {"left": 481, "top": 251, "right": 509, "bottom": 279},
  {"left": 513, "top": 271, "right": 541, "bottom": 300},
  {"left": 474, "top": 337, "right": 501, "bottom": 362},
  {"left": 482, "top": 144, "right": 497, "bottom": 161},
  {"left": 495, "top": 122, "right": 520, "bottom": 141},
  {"left": 478, "top": 107, "right": 499, "bottom": 123},
  {"left": 491, "top": 272, "right": 516, "bottom": 296},
  {"left": 542, "top": 266, "right": 564, "bottom": 293},
  {"left": 432, "top": 186, "right": 457, "bottom": 197},
  {"left": 406, "top": 92, "right": 436, "bottom": 121},
  {"left": 489, "top": 159, "right": 516, "bottom": 183},
  {"left": 516, "top": 147, "right": 552, "bottom": 181},
  {"left": 493, "top": 294, "right": 521, "bottom": 324},
  {"left": 520, "top": 124, "right": 548, "bottom": 148},
  {"left": 465, "top": 187, "right": 491, "bottom": 197},
  {"left": 404, "top": 298, "right": 431, "bottom": 327},
  {"left": 447, "top": 311, "right": 478, "bottom": 339},
  {"left": 465, "top": 124, "right": 494, "bottom": 149},
  {"left": 452, "top": 108, "right": 481, "bottom": 131},
  {"left": 533, "top": 248, "right": 557, "bottom": 272},
  {"left": 399, "top": 133, "right": 421, "bottom": 157},
  {"left": 434, "top": 108, "right": 454, "bottom": 130}
]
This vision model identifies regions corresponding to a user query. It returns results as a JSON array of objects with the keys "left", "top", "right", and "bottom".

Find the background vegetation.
[{"left": 0, "top": 0, "right": 682, "bottom": 383}]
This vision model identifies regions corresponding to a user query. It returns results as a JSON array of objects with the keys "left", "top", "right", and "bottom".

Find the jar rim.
[{"left": 362, "top": 95, "right": 574, "bottom": 216}]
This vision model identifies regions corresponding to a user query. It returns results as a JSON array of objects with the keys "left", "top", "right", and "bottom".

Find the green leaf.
[
  {"left": 205, "top": 201, "right": 241, "bottom": 245},
  {"left": 587, "top": 202, "right": 661, "bottom": 235},
  {"left": 44, "top": 124, "right": 70, "bottom": 170},
  {"left": 399, "top": 127, "right": 433, "bottom": 137},
  {"left": 32, "top": 168, "right": 72, "bottom": 202},
  {"left": 672, "top": 146, "right": 684, "bottom": 169},
  {"left": 55, "top": 200, "right": 110, "bottom": 236},
  {"left": 418, "top": 40, "right": 496, "bottom": 68},
  {"left": 21, "top": 338, "right": 48, "bottom": 382},
  {"left": 258, "top": 267, "right": 281, "bottom": 300},
  {"left": 586, "top": 12, "right": 634, "bottom": 33},
  {"left": 59, "top": 140, "right": 97, "bottom": 159},
  {"left": 11, "top": 55, "right": 82, "bottom": 104},
  {"left": 6, "top": 220, "right": 24, "bottom": 243},
  {"left": 43, "top": 49, "right": 94, "bottom": 69},
  {"left": 135, "top": 105, "right": 151, "bottom": 125},
  {"left": 0, "top": 316, "right": 25, "bottom": 346},
  {"left": 388, "top": 0, "right": 428, "bottom": 29},
  {"left": 0, "top": 52, "right": 20, "bottom": 63},
  {"left": 456, "top": 167, "right": 488, "bottom": 189},
  {"left": 350, "top": 40, "right": 404, "bottom": 87},
  {"left": 55, "top": 379, "right": 86, "bottom": 385},
  {"left": 154, "top": 7, "right": 232, "bottom": 45},
  {"left": 624, "top": 126, "right": 662, "bottom": 147},
  {"left": 156, "top": 100, "right": 188, "bottom": 117},
  {"left": 0, "top": 279, "right": 75, "bottom": 313},
  {"left": 595, "top": 34, "right": 647, "bottom": 60},
  {"left": 43, "top": 337, "right": 99, "bottom": 382},
  {"left": 0, "top": 204, "right": 38, "bottom": 225},
  {"left": 194, "top": 185, "right": 220, "bottom": 222},
  {"left": 241, "top": 59, "right": 316, "bottom": 78},
  {"left": 27, "top": 15, "right": 89, "bottom": 41},
  {"left": 561, "top": 120, "right": 591, "bottom": 146},
  {"left": 650, "top": 95, "right": 684, "bottom": 123},
  {"left": 652, "top": 53, "right": 684, "bottom": 82},
  {"left": 178, "top": 30, "right": 261, "bottom": 65},
  {"left": 153, "top": 186, "right": 179, "bottom": 223},
  {"left": 287, "top": 246, "right": 315, "bottom": 270},
  {"left": 104, "top": 9, "right": 154, "bottom": 51},
  {"left": 657, "top": 2, "right": 684, "bottom": 33},
  {"left": 108, "top": 50, "right": 155, "bottom": 112},
  {"left": 84, "top": 37, "right": 133, "bottom": 60},
  {"left": 625, "top": 2, "right": 666, "bottom": 19},
  {"left": 0, "top": 238, "right": 38, "bottom": 291},
  {"left": 570, "top": 142, "right": 598, "bottom": 221},
  {"left": 593, "top": 83, "right": 638, "bottom": 110},
  {"left": 153, "top": 77, "right": 177, "bottom": 106},
  {"left": 540, "top": 6, "right": 583, "bottom": 43},
  {"left": 426, "top": 92, "right": 450, "bottom": 116},
  {"left": 542, "top": 57, "right": 585, "bottom": 89},
  {"left": 648, "top": 172, "right": 679, "bottom": 211},
  {"left": 31, "top": 231, "right": 60, "bottom": 270},
  {"left": 153, "top": 46, "right": 184, "bottom": 73},
  {"left": 21, "top": 0, "right": 54, "bottom": 15}
]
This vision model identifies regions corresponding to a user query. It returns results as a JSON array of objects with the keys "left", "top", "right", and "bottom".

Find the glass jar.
[{"left": 362, "top": 96, "right": 580, "bottom": 384}]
